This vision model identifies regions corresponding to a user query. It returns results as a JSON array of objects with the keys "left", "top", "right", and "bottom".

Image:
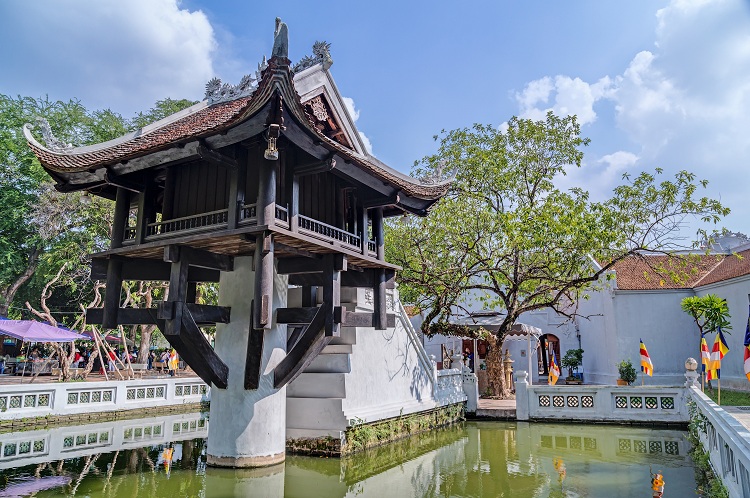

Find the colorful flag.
[
  {"left": 744, "top": 346, "right": 750, "bottom": 382},
  {"left": 548, "top": 352, "right": 560, "bottom": 385},
  {"left": 708, "top": 329, "right": 730, "bottom": 379},
  {"left": 700, "top": 336, "right": 710, "bottom": 373},
  {"left": 744, "top": 304, "right": 750, "bottom": 347},
  {"left": 640, "top": 339, "right": 653, "bottom": 376}
]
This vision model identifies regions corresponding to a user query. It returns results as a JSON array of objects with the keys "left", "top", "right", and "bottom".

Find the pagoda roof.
[{"left": 25, "top": 52, "right": 450, "bottom": 206}]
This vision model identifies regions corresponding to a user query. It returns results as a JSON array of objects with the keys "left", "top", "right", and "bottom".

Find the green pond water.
[{"left": 0, "top": 411, "right": 696, "bottom": 497}]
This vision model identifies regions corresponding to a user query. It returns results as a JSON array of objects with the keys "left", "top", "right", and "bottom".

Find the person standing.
[{"left": 168, "top": 349, "right": 179, "bottom": 377}]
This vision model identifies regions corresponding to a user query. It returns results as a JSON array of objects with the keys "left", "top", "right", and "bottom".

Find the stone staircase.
[{"left": 286, "top": 324, "right": 355, "bottom": 440}]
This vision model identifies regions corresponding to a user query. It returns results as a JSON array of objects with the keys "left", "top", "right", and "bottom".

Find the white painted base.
[{"left": 207, "top": 256, "right": 288, "bottom": 467}]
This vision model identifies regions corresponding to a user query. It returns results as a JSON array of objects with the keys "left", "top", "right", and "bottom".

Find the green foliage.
[
  {"left": 344, "top": 403, "right": 464, "bottom": 454},
  {"left": 687, "top": 401, "right": 729, "bottom": 498},
  {"left": 561, "top": 348, "right": 584, "bottom": 375},
  {"left": 681, "top": 294, "right": 732, "bottom": 338},
  {"left": 0, "top": 93, "right": 196, "bottom": 321},
  {"left": 617, "top": 359, "right": 637, "bottom": 384},
  {"left": 388, "top": 111, "right": 729, "bottom": 343}
]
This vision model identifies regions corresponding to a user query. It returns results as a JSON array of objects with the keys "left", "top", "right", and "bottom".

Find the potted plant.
[
  {"left": 561, "top": 348, "right": 584, "bottom": 384},
  {"left": 617, "top": 359, "right": 637, "bottom": 386}
]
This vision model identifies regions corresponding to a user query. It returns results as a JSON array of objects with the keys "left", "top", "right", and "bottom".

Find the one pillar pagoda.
[{"left": 25, "top": 19, "right": 449, "bottom": 467}]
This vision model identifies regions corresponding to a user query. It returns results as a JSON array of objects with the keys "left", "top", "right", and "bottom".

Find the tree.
[
  {"left": 1, "top": 94, "right": 196, "bottom": 355},
  {"left": 681, "top": 294, "right": 732, "bottom": 353},
  {"left": 387, "top": 112, "right": 729, "bottom": 397}
]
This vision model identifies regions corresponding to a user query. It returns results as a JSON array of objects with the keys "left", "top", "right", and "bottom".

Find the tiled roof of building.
[
  {"left": 612, "top": 250, "right": 750, "bottom": 290},
  {"left": 25, "top": 57, "right": 450, "bottom": 201}
]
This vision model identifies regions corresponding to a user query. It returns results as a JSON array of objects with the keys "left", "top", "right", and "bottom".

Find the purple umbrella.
[
  {"left": 0, "top": 476, "right": 71, "bottom": 497},
  {"left": 0, "top": 320, "right": 85, "bottom": 342}
]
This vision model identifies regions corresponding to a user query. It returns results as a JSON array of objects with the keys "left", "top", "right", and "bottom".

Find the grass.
[{"left": 703, "top": 387, "right": 750, "bottom": 406}]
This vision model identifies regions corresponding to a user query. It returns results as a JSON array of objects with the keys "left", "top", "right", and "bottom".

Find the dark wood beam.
[
  {"left": 102, "top": 259, "right": 123, "bottom": 330},
  {"left": 288, "top": 268, "right": 395, "bottom": 289},
  {"left": 373, "top": 207, "right": 384, "bottom": 261},
  {"left": 292, "top": 156, "right": 335, "bottom": 177},
  {"left": 277, "top": 307, "right": 394, "bottom": 328},
  {"left": 277, "top": 257, "right": 326, "bottom": 275},
  {"left": 179, "top": 306, "right": 229, "bottom": 389},
  {"left": 323, "top": 255, "right": 341, "bottom": 337},
  {"left": 244, "top": 325, "right": 264, "bottom": 390},
  {"left": 104, "top": 170, "right": 145, "bottom": 193},
  {"left": 273, "top": 306, "right": 332, "bottom": 388},
  {"left": 197, "top": 143, "right": 238, "bottom": 170},
  {"left": 286, "top": 325, "right": 304, "bottom": 351},
  {"left": 164, "top": 260, "right": 189, "bottom": 336},
  {"left": 88, "top": 304, "right": 229, "bottom": 325},
  {"left": 163, "top": 245, "right": 234, "bottom": 271},
  {"left": 91, "top": 257, "right": 220, "bottom": 283},
  {"left": 275, "top": 241, "right": 319, "bottom": 259},
  {"left": 361, "top": 192, "right": 400, "bottom": 209}
]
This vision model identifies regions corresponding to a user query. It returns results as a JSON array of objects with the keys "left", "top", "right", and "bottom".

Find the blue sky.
[{"left": 2, "top": 0, "right": 750, "bottom": 237}]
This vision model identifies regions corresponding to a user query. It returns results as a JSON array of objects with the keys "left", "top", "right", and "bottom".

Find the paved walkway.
[
  {"left": 0, "top": 370, "right": 191, "bottom": 385},
  {"left": 475, "top": 398, "right": 517, "bottom": 419}
]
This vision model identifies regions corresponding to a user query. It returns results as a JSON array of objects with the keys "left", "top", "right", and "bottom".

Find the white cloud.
[
  {"left": 515, "top": 75, "right": 614, "bottom": 125},
  {"left": 2, "top": 0, "right": 216, "bottom": 115},
  {"left": 512, "top": 0, "right": 750, "bottom": 232},
  {"left": 342, "top": 95, "right": 374, "bottom": 155}
]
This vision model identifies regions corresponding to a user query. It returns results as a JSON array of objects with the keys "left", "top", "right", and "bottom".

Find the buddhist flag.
[
  {"left": 700, "top": 336, "right": 711, "bottom": 373},
  {"left": 548, "top": 352, "right": 560, "bottom": 385},
  {"left": 640, "top": 339, "right": 653, "bottom": 376},
  {"left": 744, "top": 304, "right": 750, "bottom": 347},
  {"left": 744, "top": 305, "right": 750, "bottom": 383},
  {"left": 708, "top": 329, "right": 730, "bottom": 379}
]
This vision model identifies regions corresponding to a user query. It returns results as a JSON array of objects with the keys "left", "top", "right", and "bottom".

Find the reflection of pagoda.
[{"left": 25, "top": 21, "right": 448, "bottom": 394}]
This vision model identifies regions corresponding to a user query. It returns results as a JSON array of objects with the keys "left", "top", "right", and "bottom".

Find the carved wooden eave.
[{"left": 25, "top": 62, "right": 448, "bottom": 217}]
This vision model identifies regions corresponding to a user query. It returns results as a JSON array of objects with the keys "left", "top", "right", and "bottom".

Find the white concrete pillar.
[
  {"left": 207, "top": 256, "right": 288, "bottom": 467},
  {"left": 514, "top": 370, "right": 529, "bottom": 421}
]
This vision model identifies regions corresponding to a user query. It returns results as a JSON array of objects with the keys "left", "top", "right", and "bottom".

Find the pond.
[{"left": 0, "top": 412, "right": 696, "bottom": 497}]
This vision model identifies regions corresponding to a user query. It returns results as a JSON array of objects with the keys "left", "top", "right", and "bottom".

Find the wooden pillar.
[
  {"left": 374, "top": 268, "right": 387, "bottom": 330},
  {"left": 373, "top": 207, "right": 384, "bottom": 261},
  {"left": 164, "top": 246, "right": 189, "bottom": 336},
  {"left": 227, "top": 146, "right": 247, "bottom": 229},
  {"left": 301, "top": 285, "right": 316, "bottom": 307},
  {"left": 323, "top": 255, "right": 343, "bottom": 337},
  {"left": 102, "top": 258, "right": 123, "bottom": 330},
  {"left": 110, "top": 188, "right": 129, "bottom": 249},
  {"left": 253, "top": 232, "right": 274, "bottom": 330},
  {"left": 360, "top": 207, "right": 369, "bottom": 255},
  {"left": 257, "top": 157, "right": 277, "bottom": 227},
  {"left": 134, "top": 182, "right": 153, "bottom": 244}
]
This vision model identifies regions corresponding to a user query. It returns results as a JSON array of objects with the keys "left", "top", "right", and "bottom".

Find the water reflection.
[{"left": 0, "top": 415, "right": 696, "bottom": 497}]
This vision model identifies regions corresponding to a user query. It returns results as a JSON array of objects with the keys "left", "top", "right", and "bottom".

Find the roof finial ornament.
[
  {"left": 292, "top": 41, "right": 333, "bottom": 73},
  {"left": 272, "top": 17, "right": 289, "bottom": 59},
  {"left": 30, "top": 117, "right": 73, "bottom": 152}
]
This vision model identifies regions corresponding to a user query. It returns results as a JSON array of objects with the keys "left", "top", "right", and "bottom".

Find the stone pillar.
[
  {"left": 462, "top": 372, "right": 479, "bottom": 413},
  {"left": 207, "top": 256, "right": 288, "bottom": 467},
  {"left": 514, "top": 370, "right": 529, "bottom": 421}
]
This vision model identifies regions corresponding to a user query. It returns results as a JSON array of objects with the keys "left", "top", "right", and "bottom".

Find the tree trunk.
[
  {"left": 137, "top": 325, "right": 155, "bottom": 364},
  {"left": 486, "top": 334, "right": 510, "bottom": 398},
  {"left": 0, "top": 247, "right": 40, "bottom": 316}
]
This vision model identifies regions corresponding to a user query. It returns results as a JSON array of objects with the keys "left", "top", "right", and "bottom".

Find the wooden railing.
[
  {"left": 121, "top": 203, "right": 379, "bottom": 259},
  {"left": 239, "top": 203, "right": 257, "bottom": 223},
  {"left": 123, "top": 226, "right": 137, "bottom": 242},
  {"left": 275, "top": 205, "right": 289, "bottom": 228},
  {"left": 145, "top": 209, "right": 228, "bottom": 239},
  {"left": 298, "top": 214, "right": 361, "bottom": 248}
]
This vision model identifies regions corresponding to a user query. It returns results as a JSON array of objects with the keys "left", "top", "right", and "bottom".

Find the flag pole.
[{"left": 718, "top": 377, "right": 721, "bottom": 406}]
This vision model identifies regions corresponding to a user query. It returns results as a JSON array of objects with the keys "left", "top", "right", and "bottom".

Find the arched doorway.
[{"left": 538, "top": 333, "right": 560, "bottom": 375}]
